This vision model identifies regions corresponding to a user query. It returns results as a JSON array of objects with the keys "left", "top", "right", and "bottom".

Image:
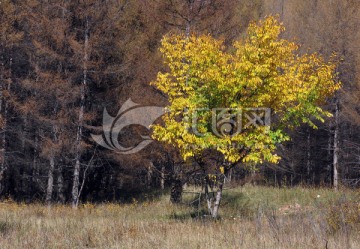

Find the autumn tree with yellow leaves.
[{"left": 151, "top": 16, "right": 341, "bottom": 218}]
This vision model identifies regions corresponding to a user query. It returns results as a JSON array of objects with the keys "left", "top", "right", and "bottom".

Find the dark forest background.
[{"left": 0, "top": 0, "right": 359, "bottom": 205}]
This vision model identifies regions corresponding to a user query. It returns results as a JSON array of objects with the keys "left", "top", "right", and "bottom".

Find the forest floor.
[{"left": 0, "top": 186, "right": 359, "bottom": 249}]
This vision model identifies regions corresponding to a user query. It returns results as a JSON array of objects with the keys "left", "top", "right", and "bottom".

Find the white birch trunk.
[
  {"left": 72, "top": 19, "right": 89, "bottom": 208},
  {"left": 160, "top": 165, "right": 165, "bottom": 190},
  {"left": 204, "top": 179, "right": 214, "bottom": 217},
  {"left": 227, "top": 168, "right": 233, "bottom": 182},
  {"left": 212, "top": 181, "right": 224, "bottom": 218},
  {"left": 46, "top": 156, "right": 55, "bottom": 204},
  {"left": 46, "top": 111, "right": 58, "bottom": 205},
  {"left": 204, "top": 175, "right": 225, "bottom": 219}
]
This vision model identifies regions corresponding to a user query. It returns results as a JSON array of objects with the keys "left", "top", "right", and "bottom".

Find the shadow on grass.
[
  {"left": 221, "top": 191, "right": 256, "bottom": 218},
  {"left": 167, "top": 209, "right": 210, "bottom": 221},
  {"left": 99, "top": 188, "right": 170, "bottom": 204},
  {"left": 167, "top": 190, "right": 258, "bottom": 221},
  {"left": 0, "top": 220, "right": 20, "bottom": 235}
]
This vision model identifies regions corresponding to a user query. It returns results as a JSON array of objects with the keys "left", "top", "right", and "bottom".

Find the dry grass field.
[{"left": 0, "top": 186, "right": 359, "bottom": 249}]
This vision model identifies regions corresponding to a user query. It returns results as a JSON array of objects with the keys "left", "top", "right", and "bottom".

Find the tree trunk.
[
  {"left": 185, "top": 0, "right": 193, "bottom": 38},
  {"left": 205, "top": 174, "right": 225, "bottom": 219},
  {"left": 227, "top": 168, "right": 233, "bottom": 182},
  {"left": 72, "top": 160, "right": 81, "bottom": 207},
  {"left": 307, "top": 128, "right": 311, "bottom": 184},
  {"left": 0, "top": 50, "right": 5, "bottom": 194},
  {"left": 45, "top": 156, "right": 55, "bottom": 204},
  {"left": 147, "top": 162, "right": 153, "bottom": 189},
  {"left": 32, "top": 131, "right": 39, "bottom": 186},
  {"left": 160, "top": 165, "right": 165, "bottom": 190},
  {"left": 46, "top": 100, "right": 59, "bottom": 205},
  {"left": 333, "top": 98, "right": 340, "bottom": 191},
  {"left": 212, "top": 180, "right": 224, "bottom": 218},
  {"left": 280, "top": 0, "right": 285, "bottom": 20},
  {"left": 205, "top": 179, "right": 213, "bottom": 216},
  {"left": 0, "top": 56, "right": 11, "bottom": 196},
  {"left": 57, "top": 162, "right": 65, "bottom": 204},
  {"left": 0, "top": 99, "right": 7, "bottom": 195},
  {"left": 72, "top": 18, "right": 89, "bottom": 208},
  {"left": 327, "top": 128, "right": 332, "bottom": 186},
  {"left": 170, "top": 177, "right": 182, "bottom": 203}
]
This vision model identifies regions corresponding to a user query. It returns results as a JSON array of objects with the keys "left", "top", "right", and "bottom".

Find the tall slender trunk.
[
  {"left": 326, "top": 128, "right": 332, "bottom": 186},
  {"left": 0, "top": 93, "right": 8, "bottom": 194},
  {"left": 72, "top": 19, "right": 89, "bottom": 208},
  {"left": 147, "top": 162, "right": 153, "bottom": 189},
  {"left": 160, "top": 165, "right": 165, "bottom": 190},
  {"left": 0, "top": 56, "right": 11, "bottom": 195},
  {"left": 32, "top": 130, "right": 39, "bottom": 188},
  {"left": 280, "top": 0, "right": 285, "bottom": 20},
  {"left": 333, "top": 98, "right": 340, "bottom": 191},
  {"left": 306, "top": 128, "right": 311, "bottom": 184},
  {"left": 46, "top": 114, "right": 58, "bottom": 205},
  {"left": 0, "top": 92, "right": 6, "bottom": 195},
  {"left": 46, "top": 156, "right": 55, "bottom": 204},
  {"left": 185, "top": 0, "right": 193, "bottom": 38},
  {"left": 57, "top": 161, "right": 65, "bottom": 204}
]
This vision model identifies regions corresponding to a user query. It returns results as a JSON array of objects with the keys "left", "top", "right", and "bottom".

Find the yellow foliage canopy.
[{"left": 151, "top": 16, "right": 340, "bottom": 164}]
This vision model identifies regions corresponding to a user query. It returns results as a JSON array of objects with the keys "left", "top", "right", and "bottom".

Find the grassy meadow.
[{"left": 0, "top": 186, "right": 359, "bottom": 249}]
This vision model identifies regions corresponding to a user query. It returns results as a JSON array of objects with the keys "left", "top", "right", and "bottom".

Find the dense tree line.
[{"left": 0, "top": 0, "right": 359, "bottom": 205}]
